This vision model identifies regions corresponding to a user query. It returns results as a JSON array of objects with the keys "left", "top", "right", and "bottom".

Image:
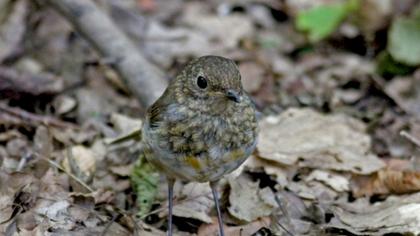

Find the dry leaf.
[
  {"left": 62, "top": 145, "right": 97, "bottom": 184},
  {"left": 109, "top": 113, "right": 142, "bottom": 135},
  {"left": 35, "top": 200, "right": 70, "bottom": 220},
  {"left": 244, "top": 155, "right": 290, "bottom": 188},
  {"left": 53, "top": 95, "right": 77, "bottom": 115},
  {"left": 329, "top": 195, "right": 420, "bottom": 235},
  {"left": 385, "top": 73, "right": 420, "bottom": 116},
  {"left": 228, "top": 176, "right": 276, "bottom": 222},
  {"left": 306, "top": 170, "right": 350, "bottom": 192},
  {"left": 173, "top": 182, "right": 214, "bottom": 223},
  {"left": 182, "top": 2, "right": 253, "bottom": 49},
  {"left": 257, "top": 108, "right": 385, "bottom": 174},
  {"left": 353, "top": 169, "right": 420, "bottom": 197}
]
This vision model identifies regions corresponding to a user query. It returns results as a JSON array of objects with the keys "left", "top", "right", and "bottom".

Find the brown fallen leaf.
[
  {"left": 385, "top": 71, "right": 420, "bottom": 116},
  {"left": 109, "top": 113, "right": 143, "bottom": 135},
  {"left": 172, "top": 182, "right": 214, "bottom": 223},
  {"left": 62, "top": 145, "right": 97, "bottom": 192},
  {"left": 0, "top": 129, "right": 22, "bottom": 142},
  {"left": 257, "top": 108, "right": 385, "bottom": 174},
  {"left": 244, "top": 155, "right": 290, "bottom": 188},
  {"left": 329, "top": 193, "right": 420, "bottom": 235},
  {"left": 0, "top": 172, "right": 39, "bottom": 223},
  {"left": 228, "top": 176, "right": 276, "bottom": 222},
  {"left": 53, "top": 95, "right": 77, "bottom": 115},
  {"left": 353, "top": 169, "right": 420, "bottom": 197},
  {"left": 306, "top": 170, "right": 350, "bottom": 192}
]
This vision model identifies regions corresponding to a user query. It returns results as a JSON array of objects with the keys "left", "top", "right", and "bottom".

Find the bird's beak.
[{"left": 226, "top": 89, "right": 241, "bottom": 103}]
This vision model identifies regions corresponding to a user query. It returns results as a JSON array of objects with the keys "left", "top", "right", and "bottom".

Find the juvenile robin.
[{"left": 142, "top": 55, "right": 258, "bottom": 236}]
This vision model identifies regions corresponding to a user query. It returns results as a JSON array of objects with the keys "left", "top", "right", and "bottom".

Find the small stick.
[
  {"left": 0, "top": 103, "right": 79, "bottom": 129},
  {"left": 46, "top": 0, "right": 167, "bottom": 107},
  {"left": 42, "top": 157, "right": 94, "bottom": 192},
  {"left": 400, "top": 130, "right": 420, "bottom": 148}
]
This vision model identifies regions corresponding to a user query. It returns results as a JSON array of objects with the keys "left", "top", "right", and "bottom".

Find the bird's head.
[{"left": 173, "top": 55, "right": 244, "bottom": 106}]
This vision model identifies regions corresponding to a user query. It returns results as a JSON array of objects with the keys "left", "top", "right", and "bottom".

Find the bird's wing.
[{"left": 146, "top": 87, "right": 173, "bottom": 129}]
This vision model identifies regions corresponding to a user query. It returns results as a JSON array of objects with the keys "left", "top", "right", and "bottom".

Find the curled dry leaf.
[
  {"left": 306, "top": 170, "right": 350, "bottom": 192},
  {"left": 35, "top": 200, "right": 70, "bottom": 221},
  {"left": 143, "top": 21, "right": 213, "bottom": 68},
  {"left": 6, "top": 137, "right": 28, "bottom": 157},
  {"left": 173, "top": 182, "right": 214, "bottom": 223},
  {"left": 0, "top": 129, "right": 22, "bottom": 142},
  {"left": 53, "top": 95, "right": 77, "bottom": 115},
  {"left": 0, "top": 172, "right": 39, "bottom": 223},
  {"left": 244, "top": 155, "right": 289, "bottom": 188},
  {"left": 110, "top": 113, "right": 143, "bottom": 135},
  {"left": 228, "top": 176, "right": 276, "bottom": 222},
  {"left": 50, "top": 128, "right": 97, "bottom": 146},
  {"left": 143, "top": 2, "right": 254, "bottom": 67},
  {"left": 329, "top": 194, "right": 420, "bottom": 235},
  {"left": 182, "top": 2, "right": 253, "bottom": 50},
  {"left": 288, "top": 180, "right": 340, "bottom": 200},
  {"left": 62, "top": 145, "right": 97, "bottom": 185},
  {"left": 385, "top": 73, "right": 420, "bottom": 116},
  {"left": 353, "top": 169, "right": 420, "bottom": 197},
  {"left": 257, "top": 108, "right": 385, "bottom": 174}
]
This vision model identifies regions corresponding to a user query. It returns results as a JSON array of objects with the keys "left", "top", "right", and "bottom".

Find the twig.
[
  {"left": 274, "top": 195, "right": 295, "bottom": 236},
  {"left": 400, "top": 130, "right": 420, "bottom": 148},
  {"left": 0, "top": 103, "right": 79, "bottom": 129},
  {"left": 46, "top": 0, "right": 167, "bottom": 107},
  {"left": 101, "top": 213, "right": 119, "bottom": 236},
  {"left": 370, "top": 75, "right": 409, "bottom": 114},
  {"left": 42, "top": 157, "right": 94, "bottom": 192},
  {"left": 16, "top": 153, "right": 34, "bottom": 171}
]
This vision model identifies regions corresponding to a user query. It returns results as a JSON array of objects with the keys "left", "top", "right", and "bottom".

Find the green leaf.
[
  {"left": 376, "top": 51, "right": 415, "bottom": 77},
  {"left": 296, "top": 0, "right": 359, "bottom": 42},
  {"left": 388, "top": 16, "right": 420, "bottom": 66},
  {"left": 131, "top": 154, "right": 160, "bottom": 217}
]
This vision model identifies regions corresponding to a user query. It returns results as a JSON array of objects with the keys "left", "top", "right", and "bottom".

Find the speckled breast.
[{"left": 142, "top": 102, "right": 258, "bottom": 182}]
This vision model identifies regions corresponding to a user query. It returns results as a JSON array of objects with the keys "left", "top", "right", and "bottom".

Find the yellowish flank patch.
[{"left": 185, "top": 156, "right": 202, "bottom": 170}]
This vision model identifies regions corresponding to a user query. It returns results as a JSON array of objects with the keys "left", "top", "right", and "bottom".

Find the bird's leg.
[
  {"left": 210, "top": 181, "right": 225, "bottom": 236},
  {"left": 167, "top": 177, "right": 175, "bottom": 236}
]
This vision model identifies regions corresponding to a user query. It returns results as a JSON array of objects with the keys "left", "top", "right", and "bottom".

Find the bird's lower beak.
[{"left": 226, "top": 89, "right": 241, "bottom": 103}]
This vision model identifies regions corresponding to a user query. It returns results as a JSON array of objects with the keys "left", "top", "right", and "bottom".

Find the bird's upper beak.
[{"left": 226, "top": 89, "right": 241, "bottom": 103}]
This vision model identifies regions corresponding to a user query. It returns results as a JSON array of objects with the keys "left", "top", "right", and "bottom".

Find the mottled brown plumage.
[{"left": 142, "top": 55, "right": 258, "bottom": 236}]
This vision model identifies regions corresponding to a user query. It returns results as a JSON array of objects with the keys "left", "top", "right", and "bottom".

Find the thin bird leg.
[
  {"left": 167, "top": 177, "right": 175, "bottom": 236},
  {"left": 210, "top": 181, "right": 225, "bottom": 236}
]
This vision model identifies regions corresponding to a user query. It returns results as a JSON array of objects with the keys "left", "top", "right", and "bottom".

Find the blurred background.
[{"left": 0, "top": 0, "right": 420, "bottom": 235}]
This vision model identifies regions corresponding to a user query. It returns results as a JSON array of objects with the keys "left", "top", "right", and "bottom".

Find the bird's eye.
[{"left": 196, "top": 76, "right": 207, "bottom": 89}]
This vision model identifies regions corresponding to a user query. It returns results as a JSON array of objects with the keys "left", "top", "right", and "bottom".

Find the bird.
[{"left": 142, "top": 55, "right": 258, "bottom": 236}]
